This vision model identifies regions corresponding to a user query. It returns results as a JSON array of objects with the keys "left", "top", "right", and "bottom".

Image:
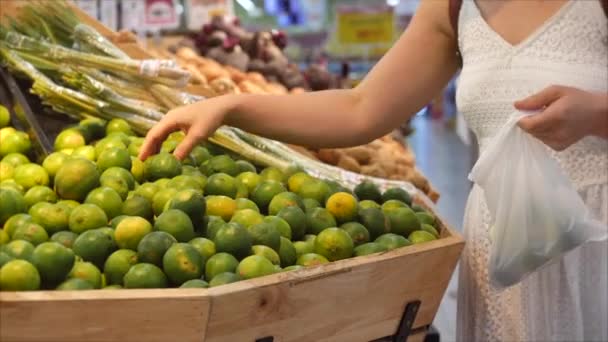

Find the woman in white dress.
[{"left": 141, "top": 1, "right": 608, "bottom": 340}]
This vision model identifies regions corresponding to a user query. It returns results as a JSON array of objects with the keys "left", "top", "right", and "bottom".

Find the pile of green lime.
[{"left": 0, "top": 116, "right": 440, "bottom": 291}]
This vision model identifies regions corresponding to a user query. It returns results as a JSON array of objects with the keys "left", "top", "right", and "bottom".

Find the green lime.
[
  {"left": 152, "top": 188, "right": 178, "bottom": 217},
  {"left": 121, "top": 194, "right": 154, "bottom": 221},
  {"left": 205, "top": 216, "right": 226, "bottom": 240},
  {"left": 247, "top": 222, "right": 281, "bottom": 252},
  {"left": 137, "top": 231, "right": 177, "bottom": 267},
  {"left": 97, "top": 147, "right": 132, "bottom": 172},
  {"left": 251, "top": 245, "right": 280, "bottom": 265},
  {"left": 131, "top": 157, "right": 145, "bottom": 183},
  {"left": 0, "top": 229, "right": 8, "bottom": 245},
  {"left": 69, "top": 204, "right": 108, "bottom": 234},
  {"left": 78, "top": 117, "right": 106, "bottom": 141},
  {"left": 23, "top": 186, "right": 57, "bottom": 208},
  {"left": 189, "top": 146, "right": 212, "bottom": 166},
  {"left": 94, "top": 137, "right": 127, "bottom": 159},
  {"left": 3, "top": 213, "right": 33, "bottom": 238},
  {"left": 167, "top": 175, "right": 203, "bottom": 193},
  {"left": 408, "top": 230, "right": 437, "bottom": 244},
  {"left": 297, "top": 180, "right": 330, "bottom": 205},
  {"left": 0, "top": 187, "right": 27, "bottom": 225},
  {"left": 358, "top": 200, "right": 381, "bottom": 210},
  {"left": 235, "top": 160, "right": 256, "bottom": 174},
  {"left": 236, "top": 255, "right": 275, "bottom": 280},
  {"left": 251, "top": 180, "right": 286, "bottom": 211},
  {"left": 287, "top": 172, "right": 311, "bottom": 193},
  {"left": 282, "top": 265, "right": 304, "bottom": 272},
  {"left": 314, "top": 227, "right": 354, "bottom": 261},
  {"left": 123, "top": 263, "right": 168, "bottom": 289},
  {"left": 54, "top": 158, "right": 100, "bottom": 201},
  {"left": 358, "top": 207, "right": 391, "bottom": 240},
  {"left": 133, "top": 183, "right": 158, "bottom": 203},
  {"left": 162, "top": 243, "right": 203, "bottom": 285},
  {"left": 416, "top": 211, "right": 436, "bottom": 227},
  {"left": 0, "top": 161, "right": 14, "bottom": 182},
  {"left": 1, "top": 152, "right": 29, "bottom": 168},
  {"left": 189, "top": 237, "right": 215, "bottom": 265},
  {"left": 341, "top": 222, "right": 370, "bottom": 246},
  {"left": 205, "top": 173, "right": 238, "bottom": 198},
  {"left": 236, "top": 172, "right": 261, "bottom": 194},
  {"left": 106, "top": 118, "right": 134, "bottom": 136},
  {"left": 180, "top": 279, "right": 209, "bottom": 288},
  {"left": 296, "top": 253, "right": 329, "bottom": 267},
  {"left": 382, "top": 188, "right": 412, "bottom": 206},
  {"left": 13, "top": 222, "right": 48, "bottom": 245},
  {"left": 0, "top": 251, "right": 14, "bottom": 268},
  {"left": 306, "top": 207, "right": 337, "bottom": 235},
  {"left": 165, "top": 189, "right": 206, "bottom": 229},
  {"left": 0, "top": 259, "right": 40, "bottom": 291},
  {"left": 13, "top": 163, "right": 49, "bottom": 190},
  {"left": 72, "top": 145, "right": 96, "bottom": 161},
  {"left": 54, "top": 129, "right": 86, "bottom": 151},
  {"left": 326, "top": 192, "right": 358, "bottom": 223},
  {"left": 278, "top": 237, "right": 296, "bottom": 267},
  {"left": 354, "top": 180, "right": 382, "bottom": 203},
  {"left": 277, "top": 206, "right": 306, "bottom": 241},
  {"left": 205, "top": 253, "right": 239, "bottom": 281},
  {"left": 375, "top": 233, "right": 411, "bottom": 250},
  {"left": 205, "top": 196, "right": 236, "bottom": 221},
  {"left": 263, "top": 216, "right": 292, "bottom": 240},
  {"left": 421, "top": 224, "right": 440, "bottom": 238},
  {"left": 302, "top": 198, "right": 321, "bottom": 213},
  {"left": 200, "top": 155, "right": 238, "bottom": 177},
  {"left": 104, "top": 249, "right": 138, "bottom": 285},
  {"left": 155, "top": 209, "right": 195, "bottom": 242},
  {"left": 2, "top": 240, "right": 34, "bottom": 260},
  {"left": 50, "top": 231, "right": 78, "bottom": 249},
  {"left": 209, "top": 272, "right": 241, "bottom": 287},
  {"left": 114, "top": 216, "right": 152, "bottom": 250},
  {"left": 214, "top": 223, "right": 252, "bottom": 260},
  {"left": 0, "top": 105, "right": 10, "bottom": 128},
  {"left": 386, "top": 207, "right": 421, "bottom": 237},
  {"left": 85, "top": 187, "right": 123, "bottom": 220},
  {"left": 68, "top": 261, "right": 102, "bottom": 289},
  {"left": 260, "top": 167, "right": 286, "bottom": 183},
  {"left": 353, "top": 242, "right": 388, "bottom": 257},
  {"left": 268, "top": 192, "right": 304, "bottom": 215},
  {"left": 56, "top": 278, "right": 94, "bottom": 290},
  {"left": 31, "top": 242, "right": 75, "bottom": 287},
  {"left": 230, "top": 209, "right": 264, "bottom": 228},
  {"left": 101, "top": 167, "right": 136, "bottom": 191},
  {"left": 143, "top": 152, "right": 182, "bottom": 181},
  {"left": 381, "top": 200, "right": 408, "bottom": 213},
  {"left": 72, "top": 229, "right": 115, "bottom": 268}
]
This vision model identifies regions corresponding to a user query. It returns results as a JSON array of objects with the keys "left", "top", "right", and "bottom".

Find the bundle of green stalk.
[
  {"left": 1, "top": 1, "right": 423, "bottom": 198},
  {"left": 8, "top": 0, "right": 129, "bottom": 59}
]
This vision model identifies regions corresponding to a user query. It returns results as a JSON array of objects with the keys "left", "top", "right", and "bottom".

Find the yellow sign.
[{"left": 337, "top": 10, "right": 395, "bottom": 45}]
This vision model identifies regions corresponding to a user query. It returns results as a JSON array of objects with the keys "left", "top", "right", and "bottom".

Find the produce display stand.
[{"left": 0, "top": 2, "right": 464, "bottom": 341}]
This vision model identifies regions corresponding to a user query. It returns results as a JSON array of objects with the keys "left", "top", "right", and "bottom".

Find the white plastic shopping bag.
[{"left": 469, "top": 112, "right": 607, "bottom": 289}]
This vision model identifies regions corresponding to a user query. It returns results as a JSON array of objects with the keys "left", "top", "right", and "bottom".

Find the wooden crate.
[{"left": 0, "top": 221, "right": 463, "bottom": 342}]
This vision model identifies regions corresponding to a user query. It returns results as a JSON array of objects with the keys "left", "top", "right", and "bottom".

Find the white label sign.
[{"left": 186, "top": 0, "right": 234, "bottom": 30}]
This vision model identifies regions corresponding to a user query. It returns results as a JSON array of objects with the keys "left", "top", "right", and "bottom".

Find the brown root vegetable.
[
  {"left": 246, "top": 72, "right": 267, "bottom": 85},
  {"left": 200, "top": 63, "right": 230, "bottom": 81},
  {"left": 290, "top": 87, "right": 306, "bottom": 94},
  {"left": 342, "top": 146, "right": 374, "bottom": 165},
  {"left": 225, "top": 66, "right": 247, "bottom": 83},
  {"left": 265, "top": 82, "right": 288, "bottom": 95},
  {"left": 238, "top": 80, "right": 266, "bottom": 94},
  {"left": 316, "top": 149, "right": 340, "bottom": 165},
  {"left": 336, "top": 154, "right": 361, "bottom": 173},
  {"left": 210, "top": 77, "right": 240, "bottom": 95},
  {"left": 176, "top": 47, "right": 201, "bottom": 61},
  {"left": 360, "top": 164, "right": 387, "bottom": 179},
  {"left": 183, "top": 64, "right": 207, "bottom": 85}
]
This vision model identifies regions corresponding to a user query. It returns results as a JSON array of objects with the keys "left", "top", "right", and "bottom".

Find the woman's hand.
[
  {"left": 515, "top": 86, "right": 608, "bottom": 151},
  {"left": 139, "top": 96, "right": 232, "bottom": 161}
]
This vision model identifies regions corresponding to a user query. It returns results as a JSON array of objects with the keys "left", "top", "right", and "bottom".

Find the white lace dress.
[{"left": 455, "top": 1, "right": 608, "bottom": 341}]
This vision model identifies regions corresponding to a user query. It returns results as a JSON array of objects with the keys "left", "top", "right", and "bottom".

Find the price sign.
[
  {"left": 186, "top": 0, "right": 234, "bottom": 30},
  {"left": 144, "top": 0, "right": 180, "bottom": 30},
  {"left": 337, "top": 6, "right": 395, "bottom": 45}
]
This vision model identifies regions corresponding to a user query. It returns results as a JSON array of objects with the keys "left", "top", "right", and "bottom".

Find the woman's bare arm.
[{"left": 140, "top": 0, "right": 460, "bottom": 160}]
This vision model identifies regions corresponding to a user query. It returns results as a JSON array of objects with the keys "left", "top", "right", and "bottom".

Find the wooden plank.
[
  {"left": 0, "top": 290, "right": 211, "bottom": 342},
  {"left": 203, "top": 232, "right": 463, "bottom": 342}
]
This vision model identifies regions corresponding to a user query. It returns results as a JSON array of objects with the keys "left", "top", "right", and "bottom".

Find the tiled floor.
[{"left": 407, "top": 116, "right": 474, "bottom": 342}]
